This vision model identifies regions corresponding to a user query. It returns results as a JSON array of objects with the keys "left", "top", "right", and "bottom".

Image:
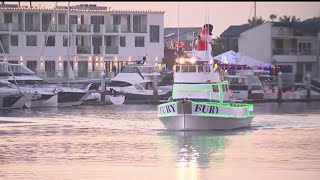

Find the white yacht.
[
  {"left": 0, "top": 62, "right": 92, "bottom": 108},
  {"left": 157, "top": 54, "right": 254, "bottom": 130},
  {"left": 226, "top": 70, "right": 264, "bottom": 100},
  {"left": 105, "top": 71, "right": 171, "bottom": 104}
]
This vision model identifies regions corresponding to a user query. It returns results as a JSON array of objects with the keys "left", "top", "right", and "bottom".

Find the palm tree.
[
  {"left": 269, "top": 14, "right": 277, "bottom": 22},
  {"left": 247, "top": 16, "right": 265, "bottom": 26},
  {"left": 279, "top": 15, "right": 301, "bottom": 23}
]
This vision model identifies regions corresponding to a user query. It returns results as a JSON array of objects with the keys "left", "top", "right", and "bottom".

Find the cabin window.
[
  {"left": 181, "top": 66, "right": 188, "bottom": 72},
  {"left": 134, "top": 84, "right": 144, "bottom": 90},
  {"left": 188, "top": 66, "right": 196, "bottom": 72},
  {"left": 198, "top": 66, "right": 204, "bottom": 72},
  {"left": 175, "top": 66, "right": 180, "bottom": 72},
  {"left": 212, "top": 85, "right": 219, "bottom": 92}
]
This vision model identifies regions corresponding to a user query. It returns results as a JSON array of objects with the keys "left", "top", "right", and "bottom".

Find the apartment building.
[
  {"left": 0, "top": 4, "right": 164, "bottom": 80},
  {"left": 236, "top": 19, "right": 320, "bottom": 82}
]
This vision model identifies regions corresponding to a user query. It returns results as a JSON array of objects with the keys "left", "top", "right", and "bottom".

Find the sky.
[{"left": 9, "top": 1, "right": 320, "bottom": 37}]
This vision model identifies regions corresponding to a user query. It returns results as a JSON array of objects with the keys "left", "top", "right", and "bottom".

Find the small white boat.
[
  {"left": 157, "top": 54, "right": 254, "bottom": 131},
  {"left": 105, "top": 72, "right": 171, "bottom": 104}
]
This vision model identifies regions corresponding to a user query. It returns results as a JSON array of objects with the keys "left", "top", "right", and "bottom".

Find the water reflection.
[{"left": 159, "top": 130, "right": 252, "bottom": 166}]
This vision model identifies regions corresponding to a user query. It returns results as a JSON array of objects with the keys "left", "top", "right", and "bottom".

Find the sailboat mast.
[
  {"left": 177, "top": 2, "right": 180, "bottom": 62},
  {"left": 67, "top": 1, "right": 70, "bottom": 86},
  {"left": 254, "top": 1, "right": 256, "bottom": 19}
]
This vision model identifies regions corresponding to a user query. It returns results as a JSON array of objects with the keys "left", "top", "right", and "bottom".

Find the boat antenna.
[{"left": 176, "top": 2, "right": 180, "bottom": 63}]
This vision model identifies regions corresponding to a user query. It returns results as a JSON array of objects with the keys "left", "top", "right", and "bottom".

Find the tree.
[
  {"left": 279, "top": 15, "right": 301, "bottom": 23},
  {"left": 212, "top": 36, "right": 226, "bottom": 56},
  {"left": 269, "top": 14, "right": 277, "bottom": 22},
  {"left": 247, "top": 16, "right": 265, "bottom": 26}
]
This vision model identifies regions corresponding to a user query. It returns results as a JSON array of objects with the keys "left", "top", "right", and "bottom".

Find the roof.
[
  {"left": 220, "top": 24, "right": 256, "bottom": 37},
  {"left": 0, "top": 4, "right": 165, "bottom": 13}
]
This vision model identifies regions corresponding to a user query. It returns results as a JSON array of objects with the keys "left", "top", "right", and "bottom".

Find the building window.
[
  {"left": 4, "top": 13, "right": 12, "bottom": 24},
  {"left": 298, "top": 42, "right": 312, "bottom": 55},
  {"left": 45, "top": 36, "right": 55, "bottom": 46},
  {"left": 120, "top": 36, "right": 126, "bottom": 47},
  {"left": 26, "top": 35, "right": 37, "bottom": 46},
  {"left": 63, "top": 36, "right": 70, "bottom": 46},
  {"left": 10, "top": 35, "right": 18, "bottom": 46},
  {"left": 69, "top": 15, "right": 78, "bottom": 24},
  {"left": 279, "top": 65, "right": 292, "bottom": 73},
  {"left": 106, "top": 36, "right": 112, "bottom": 46},
  {"left": 45, "top": 61, "right": 56, "bottom": 78},
  {"left": 113, "top": 15, "right": 121, "bottom": 25},
  {"left": 27, "top": 61, "right": 37, "bottom": 72},
  {"left": 135, "top": 36, "right": 144, "bottom": 47},
  {"left": 150, "top": 25, "right": 160, "bottom": 42},
  {"left": 58, "top": 14, "right": 66, "bottom": 25}
]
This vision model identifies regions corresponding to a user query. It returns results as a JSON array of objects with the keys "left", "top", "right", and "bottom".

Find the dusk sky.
[{"left": 11, "top": 1, "right": 320, "bottom": 37}]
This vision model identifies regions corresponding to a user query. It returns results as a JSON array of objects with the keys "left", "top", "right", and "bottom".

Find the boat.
[
  {"left": 226, "top": 72, "right": 264, "bottom": 100},
  {"left": 0, "top": 80, "right": 33, "bottom": 109},
  {"left": 157, "top": 59, "right": 254, "bottom": 130},
  {"left": 0, "top": 62, "right": 92, "bottom": 108},
  {"left": 120, "top": 63, "right": 173, "bottom": 94},
  {"left": 105, "top": 71, "right": 171, "bottom": 104}
]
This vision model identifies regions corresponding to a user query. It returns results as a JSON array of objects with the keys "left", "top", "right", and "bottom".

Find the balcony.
[
  {"left": 11, "top": 24, "right": 24, "bottom": 31},
  {"left": 25, "top": 24, "right": 41, "bottom": 32},
  {"left": 105, "top": 25, "right": 120, "bottom": 33},
  {"left": 105, "top": 46, "right": 118, "bottom": 54},
  {"left": 77, "top": 24, "right": 92, "bottom": 33},
  {"left": 273, "top": 48, "right": 317, "bottom": 56},
  {"left": 0, "top": 23, "right": 9, "bottom": 31},
  {"left": 133, "top": 24, "right": 147, "bottom": 33},
  {"left": 119, "top": 24, "right": 131, "bottom": 33},
  {"left": 77, "top": 46, "right": 92, "bottom": 54},
  {"left": 58, "top": 24, "right": 68, "bottom": 32},
  {"left": 42, "top": 24, "right": 57, "bottom": 32}
]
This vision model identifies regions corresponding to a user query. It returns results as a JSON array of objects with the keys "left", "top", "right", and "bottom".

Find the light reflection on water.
[{"left": 0, "top": 102, "right": 319, "bottom": 180}]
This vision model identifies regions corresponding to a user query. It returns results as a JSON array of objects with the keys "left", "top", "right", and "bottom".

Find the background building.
[
  {"left": 222, "top": 19, "right": 320, "bottom": 82},
  {"left": 0, "top": 3, "right": 164, "bottom": 81}
]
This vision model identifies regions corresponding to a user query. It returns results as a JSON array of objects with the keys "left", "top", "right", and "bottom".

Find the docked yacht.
[
  {"left": 105, "top": 71, "right": 171, "bottom": 104},
  {"left": 1, "top": 62, "right": 92, "bottom": 107},
  {"left": 120, "top": 63, "right": 173, "bottom": 94},
  {"left": 226, "top": 70, "right": 264, "bottom": 100},
  {"left": 0, "top": 80, "right": 33, "bottom": 109},
  {"left": 157, "top": 56, "right": 254, "bottom": 130}
]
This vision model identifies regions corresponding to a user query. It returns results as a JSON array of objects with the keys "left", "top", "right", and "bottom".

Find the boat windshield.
[{"left": 174, "top": 64, "right": 211, "bottom": 73}]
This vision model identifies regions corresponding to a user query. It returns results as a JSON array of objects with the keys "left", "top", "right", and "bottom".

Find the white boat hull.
[
  {"left": 158, "top": 100, "right": 254, "bottom": 131},
  {"left": 159, "top": 115, "right": 253, "bottom": 131}
]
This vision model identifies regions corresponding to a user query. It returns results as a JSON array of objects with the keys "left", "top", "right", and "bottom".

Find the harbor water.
[{"left": 0, "top": 102, "right": 320, "bottom": 180}]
